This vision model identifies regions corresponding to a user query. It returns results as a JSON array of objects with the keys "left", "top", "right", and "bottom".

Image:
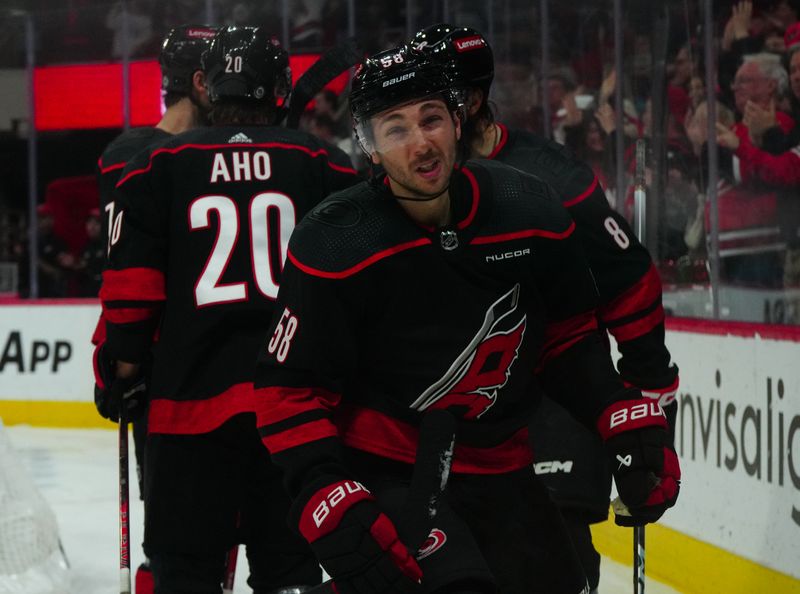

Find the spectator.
[
  {"left": 76, "top": 209, "right": 104, "bottom": 297},
  {"left": 731, "top": 52, "right": 793, "bottom": 147},
  {"left": 35, "top": 204, "right": 75, "bottom": 298},
  {"left": 545, "top": 69, "right": 578, "bottom": 143}
]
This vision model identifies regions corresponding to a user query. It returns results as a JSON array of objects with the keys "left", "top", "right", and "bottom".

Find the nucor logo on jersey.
[
  {"left": 312, "top": 481, "right": 369, "bottom": 528},
  {"left": 486, "top": 248, "right": 530, "bottom": 262},
  {"left": 455, "top": 36, "right": 486, "bottom": 52},
  {"left": 533, "top": 460, "right": 574, "bottom": 475},
  {"left": 383, "top": 72, "right": 416, "bottom": 88}
]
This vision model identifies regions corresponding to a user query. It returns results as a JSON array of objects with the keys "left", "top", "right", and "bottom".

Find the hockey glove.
[
  {"left": 597, "top": 399, "right": 681, "bottom": 527},
  {"left": 93, "top": 342, "right": 148, "bottom": 422},
  {"left": 293, "top": 478, "right": 422, "bottom": 594}
]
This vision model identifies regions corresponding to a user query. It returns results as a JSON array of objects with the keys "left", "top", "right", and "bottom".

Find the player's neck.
[
  {"left": 156, "top": 100, "right": 200, "bottom": 135},
  {"left": 471, "top": 121, "right": 499, "bottom": 158},
  {"left": 390, "top": 181, "right": 452, "bottom": 228}
]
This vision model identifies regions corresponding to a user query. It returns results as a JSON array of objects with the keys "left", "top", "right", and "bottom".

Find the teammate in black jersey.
[
  {"left": 100, "top": 26, "right": 359, "bottom": 594},
  {"left": 411, "top": 24, "right": 680, "bottom": 592},
  {"left": 253, "top": 44, "right": 680, "bottom": 594},
  {"left": 92, "top": 24, "right": 217, "bottom": 593}
]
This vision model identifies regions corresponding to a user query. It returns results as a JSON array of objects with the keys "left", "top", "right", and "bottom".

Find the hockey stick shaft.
[
  {"left": 306, "top": 410, "right": 457, "bottom": 594},
  {"left": 222, "top": 544, "right": 239, "bottom": 594},
  {"left": 284, "top": 38, "right": 363, "bottom": 129},
  {"left": 634, "top": 525, "right": 645, "bottom": 594},
  {"left": 119, "top": 416, "right": 131, "bottom": 594}
]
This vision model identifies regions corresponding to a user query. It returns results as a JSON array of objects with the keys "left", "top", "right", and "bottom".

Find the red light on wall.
[{"left": 33, "top": 54, "right": 349, "bottom": 131}]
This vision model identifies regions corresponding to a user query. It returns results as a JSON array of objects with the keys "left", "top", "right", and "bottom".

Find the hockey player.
[
  {"left": 411, "top": 24, "right": 680, "bottom": 592},
  {"left": 253, "top": 44, "right": 680, "bottom": 594},
  {"left": 92, "top": 24, "right": 218, "bottom": 593},
  {"left": 100, "top": 26, "right": 359, "bottom": 594}
]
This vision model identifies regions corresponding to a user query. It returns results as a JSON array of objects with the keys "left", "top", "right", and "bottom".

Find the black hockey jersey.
[
  {"left": 93, "top": 127, "right": 173, "bottom": 345},
  {"left": 488, "top": 123, "right": 677, "bottom": 395},
  {"left": 254, "top": 160, "right": 636, "bottom": 497},
  {"left": 101, "top": 126, "right": 359, "bottom": 435}
]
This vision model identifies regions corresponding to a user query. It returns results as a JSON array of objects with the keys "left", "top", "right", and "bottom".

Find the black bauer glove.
[
  {"left": 92, "top": 342, "right": 148, "bottom": 422},
  {"left": 293, "top": 478, "right": 422, "bottom": 594},
  {"left": 597, "top": 399, "right": 681, "bottom": 527}
]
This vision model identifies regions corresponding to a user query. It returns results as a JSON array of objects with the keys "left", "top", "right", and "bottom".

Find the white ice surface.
[{"left": 3, "top": 426, "right": 681, "bottom": 594}]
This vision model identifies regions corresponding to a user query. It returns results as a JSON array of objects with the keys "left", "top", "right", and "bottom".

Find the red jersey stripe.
[
  {"left": 261, "top": 419, "right": 340, "bottom": 454},
  {"left": 100, "top": 267, "right": 166, "bottom": 302},
  {"left": 104, "top": 306, "right": 160, "bottom": 324},
  {"left": 287, "top": 238, "right": 432, "bottom": 279},
  {"left": 457, "top": 166, "right": 481, "bottom": 230},
  {"left": 599, "top": 263, "right": 662, "bottom": 323},
  {"left": 337, "top": 406, "right": 534, "bottom": 474},
  {"left": 117, "top": 141, "right": 357, "bottom": 187},
  {"left": 148, "top": 382, "right": 256, "bottom": 434},
  {"left": 486, "top": 123, "right": 509, "bottom": 160},
  {"left": 470, "top": 221, "right": 576, "bottom": 245},
  {"left": 562, "top": 176, "right": 599, "bottom": 208},
  {"left": 609, "top": 304, "right": 665, "bottom": 343},
  {"left": 98, "top": 160, "right": 127, "bottom": 175},
  {"left": 255, "top": 385, "right": 341, "bottom": 426}
]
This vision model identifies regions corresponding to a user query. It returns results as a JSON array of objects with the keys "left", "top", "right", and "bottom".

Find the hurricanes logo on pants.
[{"left": 411, "top": 284, "right": 526, "bottom": 419}]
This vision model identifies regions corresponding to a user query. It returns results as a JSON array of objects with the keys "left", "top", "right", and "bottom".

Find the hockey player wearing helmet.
[
  {"left": 412, "top": 24, "right": 681, "bottom": 593},
  {"left": 100, "top": 26, "right": 358, "bottom": 594},
  {"left": 92, "top": 24, "right": 218, "bottom": 594},
  {"left": 253, "top": 44, "right": 679, "bottom": 594}
]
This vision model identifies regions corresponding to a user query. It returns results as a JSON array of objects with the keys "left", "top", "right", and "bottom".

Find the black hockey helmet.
[
  {"left": 202, "top": 26, "right": 292, "bottom": 104},
  {"left": 350, "top": 44, "right": 462, "bottom": 152},
  {"left": 159, "top": 25, "right": 219, "bottom": 94},
  {"left": 411, "top": 24, "right": 494, "bottom": 96}
]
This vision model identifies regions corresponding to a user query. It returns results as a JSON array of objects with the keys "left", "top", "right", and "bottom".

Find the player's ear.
[
  {"left": 370, "top": 151, "right": 382, "bottom": 166},
  {"left": 192, "top": 70, "right": 206, "bottom": 94},
  {"left": 454, "top": 112, "right": 462, "bottom": 142},
  {"left": 467, "top": 89, "right": 483, "bottom": 117}
]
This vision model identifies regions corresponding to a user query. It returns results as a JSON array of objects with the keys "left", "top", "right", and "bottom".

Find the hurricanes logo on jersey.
[{"left": 410, "top": 284, "right": 526, "bottom": 419}]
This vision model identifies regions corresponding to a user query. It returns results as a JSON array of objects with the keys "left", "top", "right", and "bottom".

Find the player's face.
[{"left": 370, "top": 99, "right": 461, "bottom": 200}]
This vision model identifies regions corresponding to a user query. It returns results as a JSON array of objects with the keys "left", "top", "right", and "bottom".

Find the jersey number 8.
[{"left": 189, "top": 192, "right": 296, "bottom": 307}]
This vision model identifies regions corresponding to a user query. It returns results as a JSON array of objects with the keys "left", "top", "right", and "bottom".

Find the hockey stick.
[
  {"left": 222, "top": 543, "right": 239, "bottom": 594},
  {"left": 222, "top": 510, "right": 241, "bottom": 594},
  {"left": 611, "top": 495, "right": 647, "bottom": 594},
  {"left": 119, "top": 413, "right": 131, "bottom": 594},
  {"left": 283, "top": 37, "right": 363, "bottom": 130},
  {"left": 634, "top": 525, "right": 645, "bottom": 594},
  {"left": 307, "top": 409, "right": 457, "bottom": 594}
]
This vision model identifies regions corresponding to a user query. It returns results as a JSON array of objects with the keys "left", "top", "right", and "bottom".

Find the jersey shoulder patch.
[{"left": 287, "top": 181, "right": 427, "bottom": 278}]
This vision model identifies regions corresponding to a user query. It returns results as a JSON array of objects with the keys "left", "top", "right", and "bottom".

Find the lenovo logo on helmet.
[
  {"left": 455, "top": 36, "right": 486, "bottom": 52},
  {"left": 187, "top": 28, "right": 217, "bottom": 39},
  {"left": 382, "top": 72, "right": 416, "bottom": 88}
]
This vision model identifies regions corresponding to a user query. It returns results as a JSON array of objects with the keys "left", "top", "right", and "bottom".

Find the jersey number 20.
[{"left": 189, "top": 193, "right": 296, "bottom": 307}]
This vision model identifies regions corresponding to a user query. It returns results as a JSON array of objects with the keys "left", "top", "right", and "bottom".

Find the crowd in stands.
[{"left": 5, "top": 0, "right": 800, "bottom": 300}]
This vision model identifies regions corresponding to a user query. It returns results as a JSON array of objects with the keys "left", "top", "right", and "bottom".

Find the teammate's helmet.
[
  {"left": 350, "top": 44, "right": 462, "bottom": 152},
  {"left": 159, "top": 25, "right": 219, "bottom": 94},
  {"left": 202, "top": 26, "right": 292, "bottom": 104},
  {"left": 411, "top": 24, "right": 494, "bottom": 95}
]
